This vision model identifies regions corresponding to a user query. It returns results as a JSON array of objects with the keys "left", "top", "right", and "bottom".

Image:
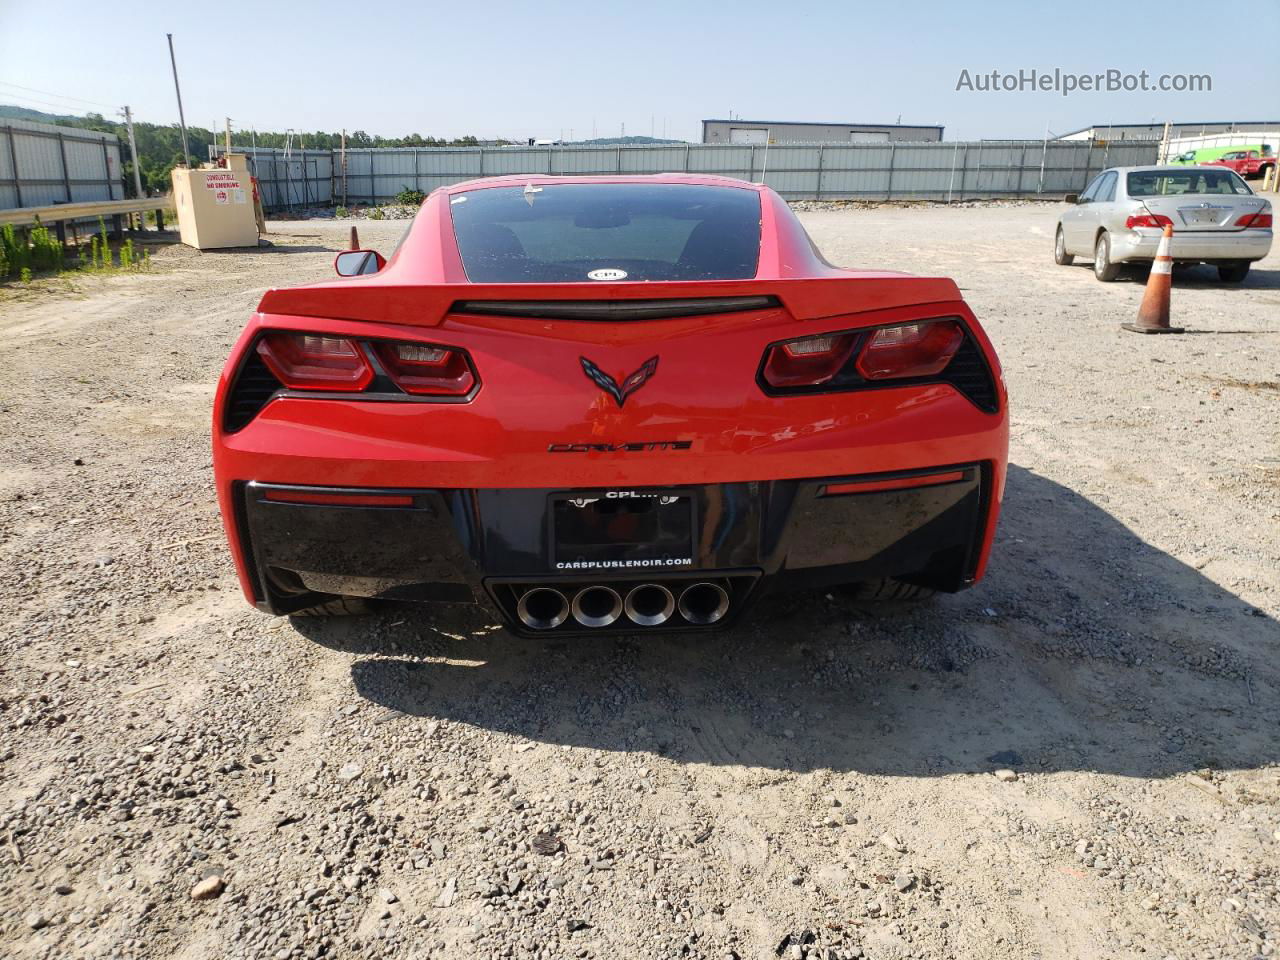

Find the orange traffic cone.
[
  {"left": 349, "top": 225, "right": 361, "bottom": 250},
  {"left": 1122, "top": 224, "right": 1183, "bottom": 334}
]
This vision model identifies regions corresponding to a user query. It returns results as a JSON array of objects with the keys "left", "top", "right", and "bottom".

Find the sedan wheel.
[
  {"left": 1054, "top": 227, "right": 1074, "bottom": 266},
  {"left": 1093, "top": 232, "right": 1120, "bottom": 282},
  {"left": 1218, "top": 262, "right": 1250, "bottom": 283}
]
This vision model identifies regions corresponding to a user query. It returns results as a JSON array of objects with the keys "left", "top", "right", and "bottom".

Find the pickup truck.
[{"left": 1202, "top": 149, "right": 1276, "bottom": 180}]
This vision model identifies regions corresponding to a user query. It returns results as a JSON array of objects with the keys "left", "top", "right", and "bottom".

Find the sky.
[{"left": 1, "top": 0, "right": 1275, "bottom": 142}]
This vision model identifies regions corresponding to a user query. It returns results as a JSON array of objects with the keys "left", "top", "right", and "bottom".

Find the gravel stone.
[{"left": 1, "top": 210, "right": 1276, "bottom": 960}]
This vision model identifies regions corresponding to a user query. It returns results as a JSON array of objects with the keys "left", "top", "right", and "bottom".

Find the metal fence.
[
  {"left": 0, "top": 118, "right": 124, "bottom": 210},
  {"left": 214, "top": 139, "right": 1161, "bottom": 211},
  {"left": 229, "top": 148, "right": 335, "bottom": 209}
]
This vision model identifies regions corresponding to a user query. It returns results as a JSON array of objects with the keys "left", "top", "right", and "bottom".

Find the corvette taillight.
[
  {"left": 758, "top": 317, "right": 996, "bottom": 410},
  {"left": 760, "top": 333, "right": 857, "bottom": 388},
  {"left": 855, "top": 319, "right": 964, "bottom": 380},
  {"left": 1236, "top": 212, "right": 1273, "bottom": 228},
  {"left": 372, "top": 341, "right": 476, "bottom": 396},
  {"left": 1125, "top": 214, "right": 1174, "bottom": 229},
  {"left": 256, "top": 333, "right": 374, "bottom": 391}
]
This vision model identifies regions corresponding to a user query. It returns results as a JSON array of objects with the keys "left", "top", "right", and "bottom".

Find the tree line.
[{"left": 0, "top": 105, "right": 503, "bottom": 197}]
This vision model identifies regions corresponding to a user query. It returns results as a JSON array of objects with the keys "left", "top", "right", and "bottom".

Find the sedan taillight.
[
  {"left": 1235, "top": 212, "right": 1273, "bottom": 228},
  {"left": 256, "top": 333, "right": 374, "bottom": 391},
  {"left": 1125, "top": 214, "right": 1173, "bottom": 229}
]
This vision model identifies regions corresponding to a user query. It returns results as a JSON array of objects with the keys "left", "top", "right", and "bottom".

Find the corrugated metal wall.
[
  {"left": 239, "top": 149, "right": 334, "bottom": 208},
  {"left": 0, "top": 119, "right": 123, "bottom": 210},
  {"left": 218, "top": 139, "right": 1160, "bottom": 211}
]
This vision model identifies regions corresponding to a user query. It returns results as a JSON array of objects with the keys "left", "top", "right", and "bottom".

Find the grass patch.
[{"left": 1, "top": 216, "right": 152, "bottom": 285}]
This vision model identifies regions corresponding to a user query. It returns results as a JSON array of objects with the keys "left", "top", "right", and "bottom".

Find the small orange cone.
[
  {"left": 349, "top": 225, "right": 360, "bottom": 250},
  {"left": 1122, "top": 224, "right": 1183, "bottom": 334}
]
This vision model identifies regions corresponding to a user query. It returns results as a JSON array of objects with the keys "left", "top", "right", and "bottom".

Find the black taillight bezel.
[
  {"left": 221, "top": 332, "right": 481, "bottom": 434},
  {"left": 755, "top": 316, "right": 999, "bottom": 413}
]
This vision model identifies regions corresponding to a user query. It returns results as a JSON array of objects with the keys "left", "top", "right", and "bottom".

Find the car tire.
[
  {"left": 289, "top": 597, "right": 370, "bottom": 617},
  {"left": 1093, "top": 232, "right": 1120, "bottom": 282},
  {"left": 1217, "top": 262, "right": 1250, "bottom": 283},
  {"left": 842, "top": 578, "right": 937, "bottom": 602},
  {"left": 1054, "top": 227, "right": 1074, "bottom": 265}
]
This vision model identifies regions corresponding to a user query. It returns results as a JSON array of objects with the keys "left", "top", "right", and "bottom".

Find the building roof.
[
  {"left": 702, "top": 118, "right": 943, "bottom": 130},
  {"left": 1059, "top": 120, "right": 1280, "bottom": 138}
]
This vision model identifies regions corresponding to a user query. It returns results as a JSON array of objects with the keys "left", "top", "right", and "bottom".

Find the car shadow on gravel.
[
  {"left": 1065, "top": 263, "right": 1280, "bottom": 289},
  {"left": 296, "top": 464, "right": 1279, "bottom": 779}
]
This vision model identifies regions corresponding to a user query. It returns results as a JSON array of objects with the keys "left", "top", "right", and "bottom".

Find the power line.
[
  {"left": 0, "top": 80, "right": 118, "bottom": 110},
  {"left": 0, "top": 91, "right": 106, "bottom": 116}
]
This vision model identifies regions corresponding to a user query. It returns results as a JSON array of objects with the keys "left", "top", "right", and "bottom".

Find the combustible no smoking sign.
[{"left": 205, "top": 172, "right": 246, "bottom": 205}]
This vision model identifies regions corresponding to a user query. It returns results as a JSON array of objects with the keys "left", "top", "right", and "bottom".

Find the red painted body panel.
[
  {"left": 1203, "top": 153, "right": 1274, "bottom": 177},
  {"left": 212, "top": 175, "right": 1009, "bottom": 608}
]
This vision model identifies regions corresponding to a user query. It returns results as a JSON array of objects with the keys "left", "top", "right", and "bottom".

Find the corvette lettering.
[{"left": 548, "top": 441, "right": 693, "bottom": 453}]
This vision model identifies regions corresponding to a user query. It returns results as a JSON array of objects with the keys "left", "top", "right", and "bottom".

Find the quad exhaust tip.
[
  {"left": 571, "top": 585, "right": 623, "bottom": 628},
  {"left": 624, "top": 583, "right": 675, "bottom": 626},
  {"left": 516, "top": 587, "right": 569, "bottom": 630},
  {"left": 519, "top": 581, "right": 729, "bottom": 630},
  {"left": 678, "top": 581, "right": 730, "bottom": 625}
]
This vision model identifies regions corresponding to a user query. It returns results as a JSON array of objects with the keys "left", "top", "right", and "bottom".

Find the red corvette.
[{"left": 212, "top": 174, "right": 1007, "bottom": 634}]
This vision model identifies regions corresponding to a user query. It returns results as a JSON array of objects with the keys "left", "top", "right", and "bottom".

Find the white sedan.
[{"left": 1055, "top": 165, "right": 1272, "bottom": 282}]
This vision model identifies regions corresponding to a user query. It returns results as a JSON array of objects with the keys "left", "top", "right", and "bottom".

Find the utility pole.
[
  {"left": 120, "top": 106, "right": 145, "bottom": 200},
  {"left": 166, "top": 33, "right": 191, "bottom": 165},
  {"left": 225, "top": 117, "right": 232, "bottom": 155},
  {"left": 340, "top": 129, "right": 348, "bottom": 208}
]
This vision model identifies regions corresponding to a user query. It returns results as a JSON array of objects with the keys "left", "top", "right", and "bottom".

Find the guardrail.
[{"left": 0, "top": 197, "right": 176, "bottom": 239}]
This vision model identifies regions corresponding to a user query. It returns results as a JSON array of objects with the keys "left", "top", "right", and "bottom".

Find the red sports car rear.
[{"left": 212, "top": 175, "right": 1008, "bottom": 634}]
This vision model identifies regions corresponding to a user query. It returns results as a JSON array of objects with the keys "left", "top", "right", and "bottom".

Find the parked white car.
[{"left": 1055, "top": 166, "right": 1273, "bottom": 282}]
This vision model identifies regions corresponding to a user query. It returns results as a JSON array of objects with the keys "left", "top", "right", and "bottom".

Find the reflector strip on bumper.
[
  {"left": 822, "top": 469, "right": 967, "bottom": 497},
  {"left": 262, "top": 489, "right": 415, "bottom": 507}
]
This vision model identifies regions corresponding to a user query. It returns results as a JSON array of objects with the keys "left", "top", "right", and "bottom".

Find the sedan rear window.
[
  {"left": 449, "top": 183, "right": 761, "bottom": 283},
  {"left": 1127, "top": 170, "right": 1252, "bottom": 197}
]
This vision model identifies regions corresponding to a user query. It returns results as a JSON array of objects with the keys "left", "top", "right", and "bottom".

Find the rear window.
[
  {"left": 1127, "top": 170, "right": 1252, "bottom": 197},
  {"left": 448, "top": 183, "right": 762, "bottom": 283}
]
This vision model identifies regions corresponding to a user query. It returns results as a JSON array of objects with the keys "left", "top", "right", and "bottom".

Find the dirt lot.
[{"left": 1, "top": 205, "right": 1277, "bottom": 960}]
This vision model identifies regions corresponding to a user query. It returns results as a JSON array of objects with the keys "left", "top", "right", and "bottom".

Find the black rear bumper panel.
[{"left": 240, "top": 464, "right": 990, "bottom": 632}]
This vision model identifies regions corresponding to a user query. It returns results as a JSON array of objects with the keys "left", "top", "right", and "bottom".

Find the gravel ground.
[{"left": 1, "top": 205, "right": 1277, "bottom": 960}]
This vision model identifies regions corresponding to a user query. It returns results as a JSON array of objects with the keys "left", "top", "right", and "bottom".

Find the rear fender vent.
[
  {"left": 451, "top": 296, "right": 781, "bottom": 322},
  {"left": 939, "top": 335, "right": 998, "bottom": 412},
  {"left": 223, "top": 350, "right": 283, "bottom": 432}
]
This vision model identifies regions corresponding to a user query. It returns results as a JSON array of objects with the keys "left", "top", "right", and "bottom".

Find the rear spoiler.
[{"left": 257, "top": 275, "right": 964, "bottom": 327}]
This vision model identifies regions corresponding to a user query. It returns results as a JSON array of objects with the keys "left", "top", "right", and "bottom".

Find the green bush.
[
  {"left": 0, "top": 220, "right": 62, "bottom": 280},
  {"left": 0, "top": 214, "right": 159, "bottom": 282},
  {"left": 28, "top": 218, "right": 63, "bottom": 272},
  {"left": 97, "top": 217, "right": 111, "bottom": 268},
  {"left": 335, "top": 206, "right": 349, "bottom": 218},
  {"left": 1, "top": 223, "right": 28, "bottom": 276},
  {"left": 394, "top": 187, "right": 426, "bottom": 206},
  {"left": 368, "top": 207, "right": 385, "bottom": 221}
]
